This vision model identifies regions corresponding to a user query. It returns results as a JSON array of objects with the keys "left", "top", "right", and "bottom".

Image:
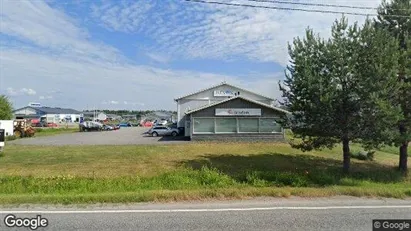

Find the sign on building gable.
[
  {"left": 215, "top": 108, "right": 261, "bottom": 116},
  {"left": 213, "top": 90, "right": 239, "bottom": 97}
]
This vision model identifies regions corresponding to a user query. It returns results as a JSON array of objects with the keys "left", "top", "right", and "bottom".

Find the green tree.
[
  {"left": 375, "top": 0, "right": 411, "bottom": 173},
  {"left": 0, "top": 95, "right": 13, "bottom": 120},
  {"left": 279, "top": 17, "right": 402, "bottom": 173}
]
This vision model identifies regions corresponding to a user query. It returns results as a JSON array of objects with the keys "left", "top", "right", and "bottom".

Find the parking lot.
[{"left": 10, "top": 127, "right": 190, "bottom": 146}]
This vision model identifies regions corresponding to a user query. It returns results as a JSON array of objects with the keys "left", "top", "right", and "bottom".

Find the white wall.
[
  {"left": 58, "top": 114, "right": 80, "bottom": 122},
  {"left": 0, "top": 120, "right": 14, "bottom": 136},
  {"left": 13, "top": 107, "right": 37, "bottom": 116}
]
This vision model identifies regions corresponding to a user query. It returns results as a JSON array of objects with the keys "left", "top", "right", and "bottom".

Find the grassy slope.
[{"left": 0, "top": 141, "right": 410, "bottom": 204}]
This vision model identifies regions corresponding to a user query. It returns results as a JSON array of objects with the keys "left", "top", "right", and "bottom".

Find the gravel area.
[{"left": 9, "top": 127, "right": 190, "bottom": 146}]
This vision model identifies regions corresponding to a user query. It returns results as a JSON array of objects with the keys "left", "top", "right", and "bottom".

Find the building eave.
[{"left": 185, "top": 96, "right": 290, "bottom": 115}]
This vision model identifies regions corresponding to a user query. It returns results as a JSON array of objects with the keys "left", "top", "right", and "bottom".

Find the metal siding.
[
  {"left": 190, "top": 98, "right": 282, "bottom": 118},
  {"left": 176, "top": 84, "right": 276, "bottom": 126},
  {"left": 191, "top": 133, "right": 285, "bottom": 141}
]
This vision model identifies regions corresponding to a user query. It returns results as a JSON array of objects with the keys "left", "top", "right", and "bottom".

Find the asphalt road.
[
  {"left": 9, "top": 127, "right": 190, "bottom": 146},
  {"left": 1, "top": 197, "right": 411, "bottom": 231}
]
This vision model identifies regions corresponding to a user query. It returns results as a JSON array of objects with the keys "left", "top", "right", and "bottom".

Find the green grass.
[
  {"left": 0, "top": 141, "right": 409, "bottom": 204},
  {"left": 33, "top": 128, "right": 79, "bottom": 137}
]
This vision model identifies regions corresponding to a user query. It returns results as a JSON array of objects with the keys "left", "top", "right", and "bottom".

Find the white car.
[{"left": 155, "top": 120, "right": 168, "bottom": 126}]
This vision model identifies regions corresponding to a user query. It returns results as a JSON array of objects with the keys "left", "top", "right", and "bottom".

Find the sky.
[{"left": 0, "top": 0, "right": 381, "bottom": 111}]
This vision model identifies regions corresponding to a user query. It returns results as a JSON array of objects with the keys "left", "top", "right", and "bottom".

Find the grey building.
[
  {"left": 174, "top": 82, "right": 289, "bottom": 141},
  {"left": 13, "top": 106, "right": 81, "bottom": 122}
]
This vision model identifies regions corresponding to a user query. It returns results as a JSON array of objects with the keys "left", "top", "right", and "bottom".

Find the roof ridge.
[
  {"left": 174, "top": 82, "right": 274, "bottom": 101},
  {"left": 185, "top": 96, "right": 289, "bottom": 115}
]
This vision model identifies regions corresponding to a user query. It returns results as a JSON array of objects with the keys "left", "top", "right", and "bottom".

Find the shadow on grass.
[{"left": 182, "top": 153, "right": 405, "bottom": 187}]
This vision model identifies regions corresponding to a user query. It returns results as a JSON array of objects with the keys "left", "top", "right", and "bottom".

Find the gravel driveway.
[{"left": 9, "top": 127, "right": 190, "bottom": 146}]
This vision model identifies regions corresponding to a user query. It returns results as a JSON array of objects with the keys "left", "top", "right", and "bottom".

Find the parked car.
[
  {"left": 79, "top": 121, "right": 103, "bottom": 132},
  {"left": 47, "top": 122, "right": 58, "bottom": 128},
  {"left": 156, "top": 120, "right": 168, "bottom": 126},
  {"left": 102, "top": 124, "right": 114, "bottom": 131},
  {"left": 144, "top": 126, "right": 180, "bottom": 137},
  {"left": 118, "top": 122, "right": 132, "bottom": 127}
]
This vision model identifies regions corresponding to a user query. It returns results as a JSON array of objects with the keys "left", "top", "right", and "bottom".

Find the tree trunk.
[
  {"left": 399, "top": 123, "right": 408, "bottom": 174},
  {"left": 342, "top": 137, "right": 350, "bottom": 174},
  {"left": 399, "top": 143, "right": 408, "bottom": 174}
]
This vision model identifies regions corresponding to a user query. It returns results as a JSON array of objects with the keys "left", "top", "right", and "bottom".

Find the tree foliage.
[
  {"left": 375, "top": 0, "right": 411, "bottom": 173},
  {"left": 279, "top": 17, "right": 402, "bottom": 173},
  {"left": 0, "top": 95, "right": 13, "bottom": 120}
]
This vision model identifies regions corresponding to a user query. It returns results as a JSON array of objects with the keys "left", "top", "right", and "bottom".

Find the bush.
[
  {"left": 350, "top": 150, "right": 374, "bottom": 161},
  {"left": 5, "top": 135, "right": 17, "bottom": 141}
]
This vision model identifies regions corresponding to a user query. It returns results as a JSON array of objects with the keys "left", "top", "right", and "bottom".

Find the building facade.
[
  {"left": 174, "top": 82, "right": 289, "bottom": 141},
  {"left": 13, "top": 106, "right": 81, "bottom": 123}
]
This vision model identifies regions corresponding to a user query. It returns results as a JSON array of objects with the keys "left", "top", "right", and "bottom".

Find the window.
[
  {"left": 259, "top": 118, "right": 282, "bottom": 133},
  {"left": 238, "top": 118, "right": 259, "bottom": 133},
  {"left": 216, "top": 118, "right": 237, "bottom": 133},
  {"left": 193, "top": 118, "right": 214, "bottom": 133}
]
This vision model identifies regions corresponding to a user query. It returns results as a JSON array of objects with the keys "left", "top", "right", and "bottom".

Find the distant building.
[
  {"left": 13, "top": 106, "right": 81, "bottom": 123},
  {"left": 122, "top": 115, "right": 137, "bottom": 121},
  {"left": 107, "top": 114, "right": 122, "bottom": 121}
]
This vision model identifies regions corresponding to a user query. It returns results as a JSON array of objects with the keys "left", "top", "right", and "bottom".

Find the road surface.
[
  {"left": 9, "top": 127, "right": 189, "bottom": 146},
  {"left": 1, "top": 197, "right": 411, "bottom": 231}
]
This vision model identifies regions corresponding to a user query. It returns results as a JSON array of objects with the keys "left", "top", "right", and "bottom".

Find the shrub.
[
  {"left": 5, "top": 135, "right": 17, "bottom": 141},
  {"left": 35, "top": 128, "right": 44, "bottom": 132},
  {"left": 350, "top": 150, "right": 374, "bottom": 161},
  {"left": 366, "top": 151, "right": 375, "bottom": 161}
]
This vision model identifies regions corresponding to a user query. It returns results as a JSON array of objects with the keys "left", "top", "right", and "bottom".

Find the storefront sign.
[
  {"left": 213, "top": 90, "right": 238, "bottom": 97},
  {"left": 215, "top": 108, "right": 261, "bottom": 116}
]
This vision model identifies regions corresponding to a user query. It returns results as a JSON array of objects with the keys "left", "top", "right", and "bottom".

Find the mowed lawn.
[{"left": 0, "top": 141, "right": 410, "bottom": 204}]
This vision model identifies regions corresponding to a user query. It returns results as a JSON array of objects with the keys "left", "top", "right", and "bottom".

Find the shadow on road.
[
  {"left": 140, "top": 134, "right": 190, "bottom": 142},
  {"left": 158, "top": 136, "right": 190, "bottom": 142},
  {"left": 181, "top": 153, "right": 405, "bottom": 186}
]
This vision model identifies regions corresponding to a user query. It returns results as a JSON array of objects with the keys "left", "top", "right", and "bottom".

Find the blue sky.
[{"left": 0, "top": 0, "right": 380, "bottom": 110}]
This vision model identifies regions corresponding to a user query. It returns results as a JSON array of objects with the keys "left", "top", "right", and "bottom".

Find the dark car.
[{"left": 118, "top": 122, "right": 132, "bottom": 127}]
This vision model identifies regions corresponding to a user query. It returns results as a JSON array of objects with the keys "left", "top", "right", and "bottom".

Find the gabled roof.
[
  {"left": 174, "top": 81, "right": 274, "bottom": 101},
  {"left": 185, "top": 96, "right": 290, "bottom": 115},
  {"left": 14, "top": 106, "right": 81, "bottom": 115}
]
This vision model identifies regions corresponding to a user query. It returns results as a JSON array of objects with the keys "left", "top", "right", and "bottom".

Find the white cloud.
[
  {"left": 21, "top": 88, "right": 37, "bottom": 95},
  {"left": 91, "top": 0, "right": 380, "bottom": 65},
  {"left": 6, "top": 88, "right": 17, "bottom": 96},
  {"left": 146, "top": 53, "right": 171, "bottom": 64},
  {"left": 39, "top": 95, "right": 53, "bottom": 100},
  {"left": 6, "top": 87, "right": 37, "bottom": 96},
  {"left": 1, "top": 49, "right": 281, "bottom": 110},
  {"left": 0, "top": 0, "right": 122, "bottom": 63},
  {"left": 91, "top": 1, "right": 153, "bottom": 33},
  {"left": 0, "top": 0, "right": 284, "bottom": 110}
]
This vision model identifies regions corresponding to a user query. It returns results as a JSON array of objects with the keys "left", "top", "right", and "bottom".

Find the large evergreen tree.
[
  {"left": 375, "top": 0, "right": 411, "bottom": 173},
  {"left": 0, "top": 95, "right": 13, "bottom": 120},
  {"left": 279, "top": 17, "right": 402, "bottom": 173}
]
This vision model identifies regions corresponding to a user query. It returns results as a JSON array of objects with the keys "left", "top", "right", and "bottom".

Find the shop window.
[
  {"left": 216, "top": 118, "right": 237, "bottom": 133},
  {"left": 193, "top": 118, "right": 215, "bottom": 133},
  {"left": 238, "top": 118, "right": 259, "bottom": 133},
  {"left": 259, "top": 118, "right": 282, "bottom": 133}
]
